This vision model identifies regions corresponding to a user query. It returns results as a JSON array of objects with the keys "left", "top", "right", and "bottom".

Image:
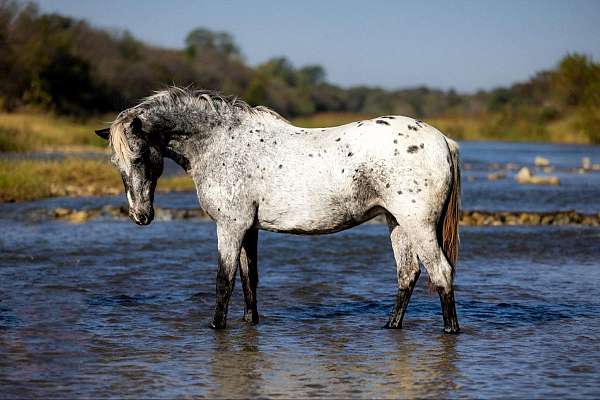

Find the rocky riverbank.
[
  {"left": 460, "top": 210, "right": 600, "bottom": 226},
  {"left": 26, "top": 206, "right": 600, "bottom": 226}
]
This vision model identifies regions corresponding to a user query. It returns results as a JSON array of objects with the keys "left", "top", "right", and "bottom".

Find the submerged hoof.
[
  {"left": 210, "top": 320, "right": 227, "bottom": 330},
  {"left": 384, "top": 321, "right": 403, "bottom": 329},
  {"left": 243, "top": 310, "right": 259, "bottom": 325},
  {"left": 443, "top": 326, "right": 460, "bottom": 334}
]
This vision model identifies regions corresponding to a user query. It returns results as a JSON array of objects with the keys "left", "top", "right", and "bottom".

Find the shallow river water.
[{"left": 1, "top": 141, "right": 600, "bottom": 398}]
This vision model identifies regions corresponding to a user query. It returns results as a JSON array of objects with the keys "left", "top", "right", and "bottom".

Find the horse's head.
[{"left": 96, "top": 115, "right": 163, "bottom": 226}]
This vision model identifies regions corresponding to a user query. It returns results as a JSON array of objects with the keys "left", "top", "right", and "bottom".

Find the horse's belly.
[
  {"left": 257, "top": 212, "right": 362, "bottom": 234},
  {"left": 256, "top": 195, "right": 381, "bottom": 234}
]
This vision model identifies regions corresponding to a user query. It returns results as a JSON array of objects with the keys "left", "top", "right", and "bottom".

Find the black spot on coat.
[
  {"left": 376, "top": 120, "right": 390, "bottom": 126},
  {"left": 407, "top": 145, "right": 419, "bottom": 153}
]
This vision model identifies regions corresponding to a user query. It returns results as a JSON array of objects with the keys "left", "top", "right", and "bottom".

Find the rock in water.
[
  {"left": 515, "top": 167, "right": 560, "bottom": 185},
  {"left": 534, "top": 156, "right": 550, "bottom": 167},
  {"left": 582, "top": 157, "right": 592, "bottom": 170},
  {"left": 487, "top": 171, "right": 507, "bottom": 181}
]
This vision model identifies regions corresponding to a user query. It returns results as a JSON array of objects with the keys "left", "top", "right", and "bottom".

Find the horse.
[{"left": 95, "top": 87, "right": 461, "bottom": 333}]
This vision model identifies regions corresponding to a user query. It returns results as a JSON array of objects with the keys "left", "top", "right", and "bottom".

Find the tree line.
[{"left": 1, "top": 1, "right": 598, "bottom": 141}]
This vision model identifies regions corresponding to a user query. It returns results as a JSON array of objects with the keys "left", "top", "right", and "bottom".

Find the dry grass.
[
  {"left": 0, "top": 158, "right": 120, "bottom": 202},
  {"left": 293, "top": 112, "right": 590, "bottom": 144},
  {"left": 0, "top": 110, "right": 110, "bottom": 152},
  {"left": 156, "top": 175, "right": 195, "bottom": 192},
  {"left": 424, "top": 114, "right": 487, "bottom": 141},
  {"left": 0, "top": 158, "right": 195, "bottom": 202},
  {"left": 427, "top": 112, "right": 590, "bottom": 143},
  {"left": 545, "top": 114, "right": 590, "bottom": 144}
]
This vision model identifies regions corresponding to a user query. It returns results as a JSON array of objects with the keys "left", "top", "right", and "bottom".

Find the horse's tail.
[{"left": 439, "top": 138, "right": 461, "bottom": 268}]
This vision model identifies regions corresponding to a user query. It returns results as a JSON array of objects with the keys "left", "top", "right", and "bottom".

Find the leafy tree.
[
  {"left": 185, "top": 27, "right": 240, "bottom": 59},
  {"left": 553, "top": 53, "right": 597, "bottom": 107},
  {"left": 256, "top": 57, "right": 297, "bottom": 86},
  {"left": 297, "top": 65, "right": 326, "bottom": 86},
  {"left": 244, "top": 75, "right": 268, "bottom": 106}
]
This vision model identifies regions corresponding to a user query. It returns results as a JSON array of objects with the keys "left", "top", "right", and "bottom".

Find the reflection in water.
[{"left": 209, "top": 328, "right": 268, "bottom": 398}]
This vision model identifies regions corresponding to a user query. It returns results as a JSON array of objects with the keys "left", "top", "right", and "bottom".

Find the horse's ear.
[{"left": 95, "top": 128, "right": 110, "bottom": 140}]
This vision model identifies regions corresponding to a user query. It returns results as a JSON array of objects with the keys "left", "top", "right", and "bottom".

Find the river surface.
[{"left": 1, "top": 141, "right": 600, "bottom": 398}]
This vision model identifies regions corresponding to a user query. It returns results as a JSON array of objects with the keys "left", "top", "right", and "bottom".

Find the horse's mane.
[
  {"left": 133, "top": 86, "right": 287, "bottom": 121},
  {"left": 109, "top": 86, "right": 287, "bottom": 170}
]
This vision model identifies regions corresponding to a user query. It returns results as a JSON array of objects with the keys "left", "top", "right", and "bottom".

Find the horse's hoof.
[
  {"left": 210, "top": 321, "right": 227, "bottom": 329},
  {"left": 243, "top": 311, "right": 259, "bottom": 325},
  {"left": 443, "top": 326, "right": 460, "bottom": 334},
  {"left": 384, "top": 321, "right": 402, "bottom": 329}
]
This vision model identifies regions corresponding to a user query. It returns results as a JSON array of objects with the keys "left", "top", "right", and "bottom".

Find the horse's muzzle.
[{"left": 129, "top": 209, "right": 154, "bottom": 226}]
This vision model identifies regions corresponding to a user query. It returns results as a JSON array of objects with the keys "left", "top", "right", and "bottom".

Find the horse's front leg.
[
  {"left": 211, "top": 224, "right": 245, "bottom": 329},
  {"left": 239, "top": 228, "right": 259, "bottom": 324}
]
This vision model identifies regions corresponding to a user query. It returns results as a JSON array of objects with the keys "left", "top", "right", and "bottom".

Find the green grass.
[{"left": 0, "top": 158, "right": 195, "bottom": 202}]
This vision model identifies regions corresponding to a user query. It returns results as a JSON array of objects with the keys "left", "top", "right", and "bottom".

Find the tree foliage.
[
  {"left": 0, "top": 2, "right": 599, "bottom": 141},
  {"left": 185, "top": 27, "right": 240, "bottom": 60}
]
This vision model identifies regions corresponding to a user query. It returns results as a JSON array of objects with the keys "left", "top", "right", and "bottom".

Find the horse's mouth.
[{"left": 130, "top": 211, "right": 154, "bottom": 226}]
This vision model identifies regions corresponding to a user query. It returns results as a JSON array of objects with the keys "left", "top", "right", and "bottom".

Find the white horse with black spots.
[{"left": 95, "top": 87, "right": 461, "bottom": 333}]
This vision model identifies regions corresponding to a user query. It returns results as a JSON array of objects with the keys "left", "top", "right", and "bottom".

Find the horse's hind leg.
[
  {"left": 239, "top": 228, "right": 259, "bottom": 324},
  {"left": 413, "top": 226, "right": 460, "bottom": 334},
  {"left": 385, "top": 214, "right": 421, "bottom": 329}
]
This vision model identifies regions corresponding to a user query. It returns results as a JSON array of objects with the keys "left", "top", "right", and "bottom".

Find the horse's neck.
[{"left": 163, "top": 112, "right": 290, "bottom": 173}]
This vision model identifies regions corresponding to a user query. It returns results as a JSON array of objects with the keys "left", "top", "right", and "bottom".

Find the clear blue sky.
[{"left": 37, "top": 0, "right": 600, "bottom": 93}]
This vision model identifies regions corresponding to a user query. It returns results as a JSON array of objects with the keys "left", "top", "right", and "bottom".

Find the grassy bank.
[
  {"left": 294, "top": 111, "right": 591, "bottom": 144},
  {"left": 0, "top": 110, "right": 109, "bottom": 152},
  {"left": 0, "top": 158, "right": 195, "bottom": 202},
  {"left": 425, "top": 113, "right": 589, "bottom": 144}
]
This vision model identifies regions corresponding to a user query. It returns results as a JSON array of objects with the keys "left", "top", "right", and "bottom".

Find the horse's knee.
[{"left": 396, "top": 253, "right": 420, "bottom": 288}]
